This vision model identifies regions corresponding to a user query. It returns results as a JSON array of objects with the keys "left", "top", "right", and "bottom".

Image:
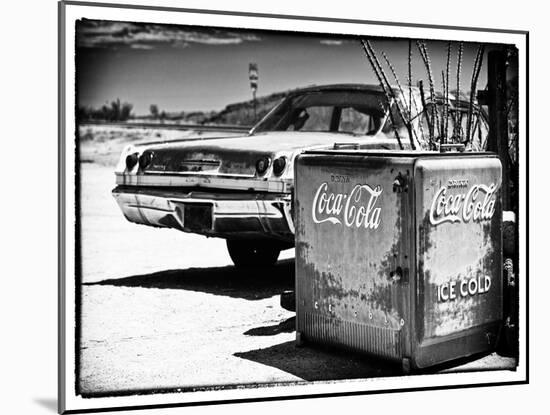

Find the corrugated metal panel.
[{"left": 302, "top": 312, "right": 402, "bottom": 359}]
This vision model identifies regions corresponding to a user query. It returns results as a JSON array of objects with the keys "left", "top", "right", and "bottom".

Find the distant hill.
[
  {"left": 206, "top": 90, "right": 289, "bottom": 126},
  {"left": 142, "top": 85, "right": 484, "bottom": 127},
  {"left": 132, "top": 89, "right": 298, "bottom": 126}
]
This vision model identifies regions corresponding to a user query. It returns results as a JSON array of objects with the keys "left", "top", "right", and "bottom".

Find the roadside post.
[
  {"left": 249, "top": 62, "right": 259, "bottom": 122},
  {"left": 485, "top": 49, "right": 511, "bottom": 211},
  {"left": 485, "top": 48, "right": 518, "bottom": 355}
]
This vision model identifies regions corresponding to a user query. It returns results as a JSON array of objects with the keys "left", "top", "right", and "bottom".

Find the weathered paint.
[
  {"left": 414, "top": 157, "right": 502, "bottom": 366},
  {"left": 295, "top": 153, "right": 416, "bottom": 361},
  {"left": 295, "top": 151, "right": 502, "bottom": 368}
]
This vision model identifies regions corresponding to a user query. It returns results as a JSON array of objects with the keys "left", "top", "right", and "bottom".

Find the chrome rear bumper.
[{"left": 112, "top": 186, "right": 294, "bottom": 241}]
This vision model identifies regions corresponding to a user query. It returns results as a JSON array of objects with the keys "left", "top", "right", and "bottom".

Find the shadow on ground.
[
  {"left": 244, "top": 317, "right": 296, "bottom": 336},
  {"left": 419, "top": 351, "right": 517, "bottom": 374},
  {"left": 238, "top": 316, "right": 517, "bottom": 378},
  {"left": 234, "top": 340, "right": 402, "bottom": 381},
  {"left": 84, "top": 259, "right": 294, "bottom": 301},
  {"left": 34, "top": 398, "right": 57, "bottom": 412}
]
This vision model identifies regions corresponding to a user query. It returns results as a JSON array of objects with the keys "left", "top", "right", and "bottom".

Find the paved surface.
[{"left": 78, "top": 161, "right": 517, "bottom": 396}]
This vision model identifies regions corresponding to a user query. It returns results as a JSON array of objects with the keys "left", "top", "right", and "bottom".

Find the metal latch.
[
  {"left": 390, "top": 267, "right": 409, "bottom": 284},
  {"left": 504, "top": 258, "right": 515, "bottom": 287},
  {"left": 393, "top": 172, "right": 408, "bottom": 193},
  {"left": 390, "top": 267, "right": 403, "bottom": 283}
]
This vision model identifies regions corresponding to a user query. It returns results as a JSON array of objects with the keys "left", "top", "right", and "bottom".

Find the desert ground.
[{"left": 77, "top": 125, "right": 516, "bottom": 396}]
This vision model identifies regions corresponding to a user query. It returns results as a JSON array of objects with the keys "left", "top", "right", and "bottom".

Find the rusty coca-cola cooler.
[{"left": 294, "top": 150, "right": 502, "bottom": 371}]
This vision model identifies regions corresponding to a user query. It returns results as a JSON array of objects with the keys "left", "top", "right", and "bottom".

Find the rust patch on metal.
[
  {"left": 419, "top": 202, "right": 502, "bottom": 338},
  {"left": 419, "top": 209, "right": 434, "bottom": 253}
]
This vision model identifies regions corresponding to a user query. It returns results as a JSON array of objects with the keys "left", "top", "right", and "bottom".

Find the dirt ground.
[{"left": 77, "top": 128, "right": 517, "bottom": 396}]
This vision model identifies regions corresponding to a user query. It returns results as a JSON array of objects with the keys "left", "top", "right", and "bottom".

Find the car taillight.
[
  {"left": 256, "top": 156, "right": 271, "bottom": 176},
  {"left": 125, "top": 153, "right": 139, "bottom": 170},
  {"left": 272, "top": 156, "right": 287, "bottom": 176},
  {"left": 139, "top": 151, "right": 153, "bottom": 169}
]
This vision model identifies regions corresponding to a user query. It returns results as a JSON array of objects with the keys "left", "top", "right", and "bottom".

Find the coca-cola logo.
[
  {"left": 312, "top": 182, "right": 382, "bottom": 229},
  {"left": 429, "top": 183, "right": 498, "bottom": 226}
]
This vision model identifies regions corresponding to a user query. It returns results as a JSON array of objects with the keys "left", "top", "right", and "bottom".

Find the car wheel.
[{"left": 226, "top": 239, "right": 281, "bottom": 267}]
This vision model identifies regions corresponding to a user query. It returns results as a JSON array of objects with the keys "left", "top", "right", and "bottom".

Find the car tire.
[
  {"left": 226, "top": 239, "right": 281, "bottom": 267},
  {"left": 280, "top": 290, "right": 296, "bottom": 312}
]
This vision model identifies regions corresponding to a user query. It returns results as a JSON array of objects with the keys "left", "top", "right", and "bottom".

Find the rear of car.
[{"left": 112, "top": 136, "right": 296, "bottom": 266}]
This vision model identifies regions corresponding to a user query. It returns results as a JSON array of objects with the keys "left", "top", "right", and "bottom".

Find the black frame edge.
[{"left": 58, "top": 1, "right": 67, "bottom": 414}]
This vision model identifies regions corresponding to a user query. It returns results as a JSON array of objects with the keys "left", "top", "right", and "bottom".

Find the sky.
[{"left": 75, "top": 19, "right": 505, "bottom": 115}]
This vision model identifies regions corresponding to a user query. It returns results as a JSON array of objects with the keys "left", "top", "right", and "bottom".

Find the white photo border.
[{"left": 59, "top": 1, "right": 529, "bottom": 412}]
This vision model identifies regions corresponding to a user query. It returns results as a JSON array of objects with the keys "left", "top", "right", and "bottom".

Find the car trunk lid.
[{"left": 140, "top": 132, "right": 368, "bottom": 177}]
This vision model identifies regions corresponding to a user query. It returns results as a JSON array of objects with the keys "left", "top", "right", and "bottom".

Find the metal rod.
[
  {"left": 381, "top": 51, "right": 417, "bottom": 149},
  {"left": 465, "top": 46, "right": 482, "bottom": 143},
  {"left": 441, "top": 70, "right": 447, "bottom": 143},
  {"left": 465, "top": 44, "right": 485, "bottom": 144},
  {"left": 360, "top": 39, "right": 403, "bottom": 149},
  {"left": 444, "top": 42, "right": 452, "bottom": 143},
  {"left": 416, "top": 40, "right": 440, "bottom": 141},
  {"left": 378, "top": 101, "right": 402, "bottom": 150},
  {"left": 408, "top": 40, "right": 412, "bottom": 115},
  {"left": 455, "top": 42, "right": 463, "bottom": 140},
  {"left": 411, "top": 93, "right": 427, "bottom": 145},
  {"left": 404, "top": 40, "right": 426, "bottom": 145},
  {"left": 364, "top": 41, "right": 412, "bottom": 148},
  {"left": 418, "top": 80, "right": 435, "bottom": 148}
]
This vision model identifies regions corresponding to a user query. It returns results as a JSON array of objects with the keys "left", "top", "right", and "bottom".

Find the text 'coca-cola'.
[
  {"left": 429, "top": 183, "right": 498, "bottom": 226},
  {"left": 312, "top": 182, "right": 383, "bottom": 229}
]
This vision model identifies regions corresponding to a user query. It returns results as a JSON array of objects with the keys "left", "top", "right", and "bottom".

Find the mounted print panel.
[{"left": 59, "top": 1, "right": 528, "bottom": 413}]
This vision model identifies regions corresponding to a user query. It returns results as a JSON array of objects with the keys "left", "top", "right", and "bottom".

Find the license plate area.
[{"left": 183, "top": 203, "right": 213, "bottom": 231}]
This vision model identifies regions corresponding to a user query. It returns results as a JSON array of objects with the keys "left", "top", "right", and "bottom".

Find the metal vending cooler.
[{"left": 294, "top": 150, "right": 502, "bottom": 371}]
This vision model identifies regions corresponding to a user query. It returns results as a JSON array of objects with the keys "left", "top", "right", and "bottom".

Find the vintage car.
[{"left": 112, "top": 84, "right": 488, "bottom": 266}]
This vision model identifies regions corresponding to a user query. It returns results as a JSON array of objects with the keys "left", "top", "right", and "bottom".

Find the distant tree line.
[
  {"left": 77, "top": 98, "right": 133, "bottom": 121},
  {"left": 148, "top": 104, "right": 216, "bottom": 124},
  {"left": 149, "top": 104, "right": 168, "bottom": 120},
  {"left": 76, "top": 91, "right": 290, "bottom": 125}
]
